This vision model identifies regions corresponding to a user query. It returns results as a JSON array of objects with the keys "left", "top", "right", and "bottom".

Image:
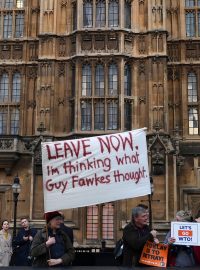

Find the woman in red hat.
[{"left": 30, "top": 211, "right": 75, "bottom": 267}]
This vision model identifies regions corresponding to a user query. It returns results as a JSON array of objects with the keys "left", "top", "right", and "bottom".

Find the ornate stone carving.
[
  {"left": 58, "top": 63, "right": 65, "bottom": 76},
  {"left": 0, "top": 44, "right": 11, "bottom": 60},
  {"left": 59, "top": 38, "right": 66, "bottom": 57},
  {"left": 27, "top": 67, "right": 38, "bottom": 79},
  {"left": 0, "top": 139, "right": 14, "bottom": 150},
  {"left": 138, "top": 35, "right": 146, "bottom": 54},
  {"left": 27, "top": 100, "right": 36, "bottom": 109},
  {"left": 138, "top": 60, "right": 145, "bottom": 74},
  {"left": 57, "top": 97, "right": 65, "bottom": 106},
  {"left": 138, "top": 96, "right": 146, "bottom": 104},
  {"left": 61, "top": 0, "right": 67, "bottom": 8},
  {"left": 13, "top": 44, "right": 23, "bottom": 60}
]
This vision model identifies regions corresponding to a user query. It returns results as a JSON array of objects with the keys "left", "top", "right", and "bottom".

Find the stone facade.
[{"left": 0, "top": 0, "right": 200, "bottom": 246}]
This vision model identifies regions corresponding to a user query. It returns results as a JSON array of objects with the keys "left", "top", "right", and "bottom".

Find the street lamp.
[
  {"left": 148, "top": 176, "right": 154, "bottom": 230},
  {"left": 12, "top": 175, "right": 21, "bottom": 238}
]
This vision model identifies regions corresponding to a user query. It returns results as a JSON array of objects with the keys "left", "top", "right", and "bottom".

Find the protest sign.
[
  {"left": 139, "top": 241, "right": 168, "bottom": 267},
  {"left": 42, "top": 128, "right": 151, "bottom": 212},
  {"left": 171, "top": 222, "right": 200, "bottom": 246}
]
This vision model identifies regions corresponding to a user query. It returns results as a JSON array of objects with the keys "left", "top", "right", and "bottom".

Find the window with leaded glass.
[
  {"left": 188, "top": 72, "right": 197, "bottom": 102},
  {"left": 108, "top": 63, "right": 118, "bottom": 95},
  {"left": 86, "top": 203, "right": 114, "bottom": 240},
  {"left": 10, "top": 107, "right": 19, "bottom": 134},
  {"left": 124, "top": 102, "right": 132, "bottom": 130},
  {"left": 0, "top": 107, "right": 7, "bottom": 134},
  {"left": 71, "top": 66, "right": 76, "bottom": 97},
  {"left": 12, "top": 72, "right": 21, "bottom": 102},
  {"left": 72, "top": 2, "right": 77, "bottom": 31},
  {"left": 70, "top": 102, "right": 75, "bottom": 131},
  {"left": 82, "top": 64, "right": 92, "bottom": 96},
  {"left": 83, "top": 1, "right": 93, "bottom": 28},
  {"left": 96, "top": 1, "right": 106, "bottom": 28},
  {"left": 125, "top": 0, "right": 131, "bottom": 29},
  {"left": 108, "top": 0, "right": 119, "bottom": 27},
  {"left": 107, "top": 101, "right": 118, "bottom": 129},
  {"left": 3, "top": 13, "right": 12, "bottom": 38},
  {"left": 86, "top": 205, "right": 98, "bottom": 239},
  {"left": 186, "top": 12, "right": 195, "bottom": 37},
  {"left": 185, "top": 0, "right": 195, "bottom": 7},
  {"left": 94, "top": 101, "right": 104, "bottom": 130},
  {"left": 15, "top": 12, "right": 24, "bottom": 37},
  {"left": 189, "top": 107, "right": 198, "bottom": 134},
  {"left": 0, "top": 73, "right": 9, "bottom": 102},
  {"left": 81, "top": 101, "right": 92, "bottom": 130},
  {"left": 4, "top": 0, "right": 14, "bottom": 8},
  {"left": 95, "top": 64, "right": 104, "bottom": 96},
  {"left": 0, "top": 71, "right": 21, "bottom": 135},
  {"left": 16, "top": 0, "right": 23, "bottom": 8},
  {"left": 124, "top": 64, "right": 131, "bottom": 96},
  {"left": 102, "top": 203, "right": 114, "bottom": 240}
]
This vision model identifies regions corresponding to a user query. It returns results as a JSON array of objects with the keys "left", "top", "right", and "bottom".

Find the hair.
[
  {"left": 132, "top": 207, "right": 147, "bottom": 219},
  {"left": 1, "top": 220, "right": 9, "bottom": 226},
  {"left": 137, "top": 204, "right": 148, "bottom": 210},
  {"left": 176, "top": 210, "right": 192, "bottom": 222},
  {"left": 20, "top": 217, "right": 29, "bottom": 221}
]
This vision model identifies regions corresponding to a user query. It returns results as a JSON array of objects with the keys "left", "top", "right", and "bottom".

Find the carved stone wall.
[{"left": 0, "top": 0, "right": 200, "bottom": 245}]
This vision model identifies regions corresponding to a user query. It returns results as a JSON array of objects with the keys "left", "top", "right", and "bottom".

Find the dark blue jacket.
[
  {"left": 13, "top": 227, "right": 37, "bottom": 266},
  {"left": 60, "top": 223, "right": 74, "bottom": 245}
]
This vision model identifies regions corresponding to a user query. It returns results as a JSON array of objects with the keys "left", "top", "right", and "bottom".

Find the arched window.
[
  {"left": 83, "top": 1, "right": 93, "bottom": 28},
  {"left": 108, "top": 63, "right": 118, "bottom": 95},
  {"left": 10, "top": 107, "right": 19, "bottom": 134},
  {"left": 185, "top": 12, "right": 195, "bottom": 37},
  {"left": 12, "top": 72, "right": 21, "bottom": 102},
  {"left": 95, "top": 64, "right": 104, "bottom": 96},
  {"left": 96, "top": 1, "right": 106, "bottom": 27},
  {"left": 3, "top": 13, "right": 12, "bottom": 38},
  {"left": 82, "top": 64, "right": 92, "bottom": 96},
  {"left": 108, "top": 0, "right": 119, "bottom": 27},
  {"left": 0, "top": 73, "right": 9, "bottom": 102},
  {"left": 15, "top": 12, "right": 24, "bottom": 38},
  {"left": 188, "top": 72, "right": 197, "bottom": 102},
  {"left": 124, "top": 64, "right": 131, "bottom": 96}
]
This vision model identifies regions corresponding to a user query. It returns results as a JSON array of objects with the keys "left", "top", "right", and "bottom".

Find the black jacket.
[
  {"left": 122, "top": 222, "right": 154, "bottom": 266},
  {"left": 30, "top": 228, "right": 75, "bottom": 267}
]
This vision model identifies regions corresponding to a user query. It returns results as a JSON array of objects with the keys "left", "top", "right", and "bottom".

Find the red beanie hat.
[{"left": 45, "top": 211, "right": 62, "bottom": 223}]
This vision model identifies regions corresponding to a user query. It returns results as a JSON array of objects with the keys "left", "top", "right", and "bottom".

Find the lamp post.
[
  {"left": 148, "top": 176, "right": 154, "bottom": 230},
  {"left": 12, "top": 175, "right": 21, "bottom": 238}
]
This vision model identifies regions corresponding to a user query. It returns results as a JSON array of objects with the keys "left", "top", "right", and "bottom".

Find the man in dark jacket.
[
  {"left": 58, "top": 212, "right": 74, "bottom": 245},
  {"left": 13, "top": 218, "right": 37, "bottom": 266},
  {"left": 123, "top": 206, "right": 157, "bottom": 267},
  {"left": 31, "top": 211, "right": 75, "bottom": 267}
]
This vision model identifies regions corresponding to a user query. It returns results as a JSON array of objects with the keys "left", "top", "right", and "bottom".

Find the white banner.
[
  {"left": 171, "top": 222, "right": 200, "bottom": 246},
  {"left": 42, "top": 128, "right": 151, "bottom": 212}
]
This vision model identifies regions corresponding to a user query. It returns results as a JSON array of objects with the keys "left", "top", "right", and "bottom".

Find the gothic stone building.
[{"left": 0, "top": 0, "right": 200, "bottom": 246}]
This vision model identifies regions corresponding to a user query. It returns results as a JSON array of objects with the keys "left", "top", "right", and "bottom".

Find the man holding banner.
[{"left": 122, "top": 206, "right": 158, "bottom": 267}]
